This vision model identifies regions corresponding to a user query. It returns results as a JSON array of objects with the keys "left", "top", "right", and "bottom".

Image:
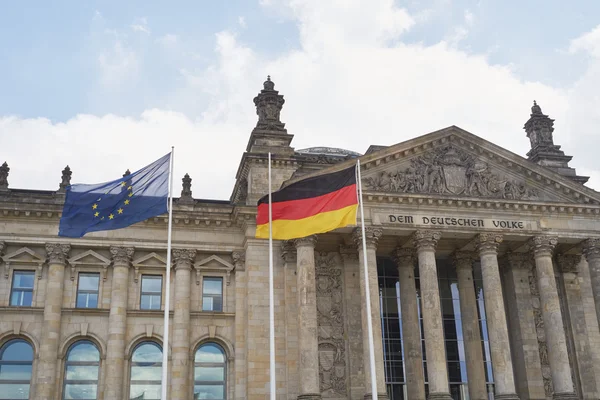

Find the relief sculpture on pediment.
[{"left": 364, "top": 145, "right": 538, "bottom": 200}]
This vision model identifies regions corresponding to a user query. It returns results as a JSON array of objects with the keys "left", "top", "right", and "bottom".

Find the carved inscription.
[
  {"left": 384, "top": 213, "right": 531, "bottom": 230},
  {"left": 316, "top": 252, "right": 347, "bottom": 397},
  {"left": 364, "top": 145, "right": 538, "bottom": 200}
]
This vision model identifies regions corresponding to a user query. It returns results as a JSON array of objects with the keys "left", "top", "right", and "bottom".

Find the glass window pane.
[
  {"left": 0, "top": 383, "right": 30, "bottom": 399},
  {"left": 202, "top": 297, "right": 213, "bottom": 311},
  {"left": 212, "top": 297, "right": 223, "bottom": 312},
  {"left": 195, "top": 344, "right": 225, "bottom": 363},
  {"left": 88, "top": 293, "right": 98, "bottom": 308},
  {"left": 131, "top": 366, "right": 162, "bottom": 381},
  {"left": 0, "top": 364, "right": 33, "bottom": 380},
  {"left": 142, "top": 276, "right": 162, "bottom": 293},
  {"left": 130, "top": 384, "right": 161, "bottom": 400},
  {"left": 194, "top": 366, "right": 224, "bottom": 381},
  {"left": 1, "top": 340, "right": 33, "bottom": 361},
  {"left": 132, "top": 343, "right": 162, "bottom": 363},
  {"left": 194, "top": 384, "right": 224, "bottom": 399},
  {"left": 13, "top": 272, "right": 34, "bottom": 289},
  {"left": 67, "top": 342, "right": 100, "bottom": 362},
  {"left": 66, "top": 365, "right": 99, "bottom": 381},
  {"left": 78, "top": 274, "right": 100, "bottom": 291},
  {"left": 203, "top": 278, "right": 223, "bottom": 295},
  {"left": 63, "top": 383, "right": 98, "bottom": 399}
]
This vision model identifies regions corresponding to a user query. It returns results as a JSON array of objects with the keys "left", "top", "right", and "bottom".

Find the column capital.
[
  {"left": 412, "top": 230, "right": 441, "bottom": 251},
  {"left": 528, "top": 235, "right": 558, "bottom": 257},
  {"left": 352, "top": 227, "right": 383, "bottom": 250},
  {"left": 339, "top": 245, "right": 358, "bottom": 261},
  {"left": 281, "top": 241, "right": 297, "bottom": 263},
  {"left": 393, "top": 247, "right": 415, "bottom": 267},
  {"left": 232, "top": 251, "right": 246, "bottom": 271},
  {"left": 557, "top": 254, "right": 581, "bottom": 274},
  {"left": 476, "top": 233, "right": 503, "bottom": 255},
  {"left": 453, "top": 251, "right": 476, "bottom": 270},
  {"left": 582, "top": 238, "right": 600, "bottom": 261},
  {"left": 172, "top": 249, "right": 196, "bottom": 270},
  {"left": 294, "top": 235, "right": 317, "bottom": 249},
  {"left": 110, "top": 246, "right": 134, "bottom": 266},
  {"left": 45, "top": 243, "right": 71, "bottom": 265}
]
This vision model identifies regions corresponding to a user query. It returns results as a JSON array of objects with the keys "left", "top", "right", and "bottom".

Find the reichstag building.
[{"left": 1, "top": 78, "right": 600, "bottom": 400}]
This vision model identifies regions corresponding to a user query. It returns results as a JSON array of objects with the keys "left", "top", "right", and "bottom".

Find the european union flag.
[{"left": 59, "top": 153, "right": 171, "bottom": 238}]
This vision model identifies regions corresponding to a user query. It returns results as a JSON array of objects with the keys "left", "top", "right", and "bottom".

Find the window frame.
[
  {"left": 140, "top": 275, "right": 163, "bottom": 311},
  {"left": 201, "top": 276, "right": 224, "bottom": 312},
  {"left": 194, "top": 342, "right": 227, "bottom": 400},
  {"left": 76, "top": 272, "right": 101, "bottom": 309},
  {"left": 62, "top": 340, "right": 100, "bottom": 400},
  {"left": 129, "top": 341, "right": 163, "bottom": 400},
  {"left": 0, "top": 338, "right": 34, "bottom": 399},
  {"left": 10, "top": 270, "right": 35, "bottom": 307}
]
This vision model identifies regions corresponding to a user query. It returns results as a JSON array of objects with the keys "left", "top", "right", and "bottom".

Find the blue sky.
[{"left": 1, "top": 0, "right": 600, "bottom": 198}]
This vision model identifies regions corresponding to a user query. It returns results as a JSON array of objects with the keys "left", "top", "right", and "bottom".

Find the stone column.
[
  {"left": 171, "top": 249, "right": 196, "bottom": 400},
  {"left": 475, "top": 233, "right": 518, "bottom": 400},
  {"left": 352, "top": 227, "right": 387, "bottom": 400},
  {"left": 393, "top": 248, "right": 426, "bottom": 400},
  {"left": 529, "top": 237, "right": 577, "bottom": 400},
  {"left": 36, "top": 243, "right": 70, "bottom": 400},
  {"left": 412, "top": 231, "right": 452, "bottom": 400},
  {"left": 294, "top": 236, "right": 321, "bottom": 400},
  {"left": 104, "top": 246, "right": 134, "bottom": 400},
  {"left": 453, "top": 251, "right": 487, "bottom": 400},
  {"left": 583, "top": 238, "right": 600, "bottom": 325}
]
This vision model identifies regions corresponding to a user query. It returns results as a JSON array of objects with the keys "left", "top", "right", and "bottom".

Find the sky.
[{"left": 1, "top": 0, "right": 600, "bottom": 200}]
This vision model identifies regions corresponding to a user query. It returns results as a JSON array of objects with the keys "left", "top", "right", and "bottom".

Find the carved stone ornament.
[
  {"left": 0, "top": 241, "right": 4, "bottom": 256},
  {"left": 524, "top": 101, "right": 556, "bottom": 152},
  {"left": 453, "top": 251, "right": 475, "bottom": 270},
  {"left": 528, "top": 236, "right": 558, "bottom": 257},
  {"left": 253, "top": 76, "right": 285, "bottom": 131},
  {"left": 476, "top": 233, "right": 503, "bottom": 255},
  {"left": 412, "top": 230, "right": 441, "bottom": 251},
  {"left": 232, "top": 251, "right": 246, "bottom": 271},
  {"left": 58, "top": 165, "right": 72, "bottom": 192},
  {"left": 45, "top": 243, "right": 71, "bottom": 265},
  {"left": 582, "top": 238, "right": 600, "bottom": 261},
  {"left": 338, "top": 245, "right": 358, "bottom": 261},
  {"left": 351, "top": 227, "right": 383, "bottom": 250},
  {"left": 180, "top": 173, "right": 193, "bottom": 203},
  {"left": 393, "top": 247, "right": 415, "bottom": 267},
  {"left": 315, "top": 252, "right": 347, "bottom": 397},
  {"left": 110, "top": 246, "right": 134, "bottom": 266},
  {"left": 172, "top": 249, "right": 196, "bottom": 270},
  {"left": 0, "top": 161, "right": 9, "bottom": 189},
  {"left": 280, "top": 242, "right": 296, "bottom": 263},
  {"left": 363, "top": 144, "right": 538, "bottom": 200},
  {"left": 557, "top": 254, "right": 581, "bottom": 274},
  {"left": 294, "top": 235, "right": 318, "bottom": 249}
]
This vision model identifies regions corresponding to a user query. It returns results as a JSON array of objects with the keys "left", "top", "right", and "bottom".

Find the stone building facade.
[{"left": 1, "top": 79, "right": 600, "bottom": 400}]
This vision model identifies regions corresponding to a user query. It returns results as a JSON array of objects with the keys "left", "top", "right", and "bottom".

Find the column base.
[
  {"left": 494, "top": 394, "right": 520, "bottom": 400},
  {"left": 552, "top": 393, "right": 578, "bottom": 400},
  {"left": 297, "top": 394, "right": 322, "bottom": 400},
  {"left": 363, "top": 392, "right": 388, "bottom": 400},
  {"left": 427, "top": 393, "right": 453, "bottom": 400}
]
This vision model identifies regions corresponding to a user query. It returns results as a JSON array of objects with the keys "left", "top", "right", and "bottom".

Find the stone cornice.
[
  {"left": 528, "top": 235, "right": 558, "bottom": 257},
  {"left": 476, "top": 233, "right": 503, "bottom": 255},
  {"left": 412, "top": 230, "right": 441, "bottom": 251},
  {"left": 46, "top": 243, "right": 71, "bottom": 265}
]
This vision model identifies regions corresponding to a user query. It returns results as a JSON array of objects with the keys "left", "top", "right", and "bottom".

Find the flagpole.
[
  {"left": 161, "top": 147, "right": 175, "bottom": 400},
  {"left": 268, "top": 152, "right": 276, "bottom": 400},
  {"left": 357, "top": 159, "right": 378, "bottom": 400}
]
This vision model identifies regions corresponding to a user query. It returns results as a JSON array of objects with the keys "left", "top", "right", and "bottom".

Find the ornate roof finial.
[
  {"left": 531, "top": 100, "right": 543, "bottom": 115},
  {"left": 58, "top": 165, "right": 72, "bottom": 192},
  {"left": 0, "top": 162, "right": 9, "bottom": 190},
  {"left": 180, "top": 173, "right": 193, "bottom": 204},
  {"left": 254, "top": 76, "right": 285, "bottom": 131},
  {"left": 263, "top": 75, "right": 275, "bottom": 91}
]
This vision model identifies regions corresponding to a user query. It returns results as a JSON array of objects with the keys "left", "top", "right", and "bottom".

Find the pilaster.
[
  {"left": 233, "top": 251, "right": 248, "bottom": 400},
  {"left": 582, "top": 239, "right": 600, "bottom": 326}
]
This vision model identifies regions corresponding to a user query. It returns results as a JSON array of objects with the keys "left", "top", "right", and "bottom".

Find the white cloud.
[
  {"left": 131, "top": 17, "right": 150, "bottom": 34},
  {"left": 97, "top": 39, "right": 139, "bottom": 87},
  {"left": 238, "top": 16, "right": 247, "bottom": 28},
  {"left": 1, "top": 0, "right": 599, "bottom": 199},
  {"left": 156, "top": 33, "right": 178, "bottom": 47}
]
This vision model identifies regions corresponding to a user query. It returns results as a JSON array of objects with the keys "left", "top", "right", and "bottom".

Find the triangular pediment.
[
  {"left": 132, "top": 252, "right": 167, "bottom": 268},
  {"left": 2, "top": 247, "right": 45, "bottom": 265},
  {"left": 68, "top": 250, "right": 110, "bottom": 266},
  {"left": 359, "top": 126, "right": 600, "bottom": 205},
  {"left": 194, "top": 255, "right": 234, "bottom": 272}
]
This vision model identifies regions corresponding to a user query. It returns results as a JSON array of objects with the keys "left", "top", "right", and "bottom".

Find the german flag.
[{"left": 256, "top": 166, "right": 358, "bottom": 240}]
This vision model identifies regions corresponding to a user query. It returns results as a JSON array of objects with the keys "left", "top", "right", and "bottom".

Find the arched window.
[
  {"left": 0, "top": 339, "right": 34, "bottom": 400},
  {"left": 130, "top": 342, "right": 162, "bottom": 400},
  {"left": 63, "top": 340, "right": 100, "bottom": 400},
  {"left": 194, "top": 343, "right": 226, "bottom": 400}
]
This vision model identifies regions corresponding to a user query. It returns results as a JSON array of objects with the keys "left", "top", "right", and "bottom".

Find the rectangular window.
[
  {"left": 141, "top": 275, "right": 162, "bottom": 310},
  {"left": 202, "top": 277, "right": 223, "bottom": 312},
  {"left": 76, "top": 273, "right": 100, "bottom": 308},
  {"left": 10, "top": 271, "right": 35, "bottom": 306}
]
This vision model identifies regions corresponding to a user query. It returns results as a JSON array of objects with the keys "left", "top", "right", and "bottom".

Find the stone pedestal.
[
  {"left": 529, "top": 237, "right": 577, "bottom": 400},
  {"left": 393, "top": 248, "right": 426, "bottom": 400},
  {"left": 453, "top": 252, "right": 487, "bottom": 400},
  {"left": 352, "top": 228, "right": 388, "bottom": 400},
  {"left": 171, "top": 249, "right": 196, "bottom": 400},
  {"left": 294, "top": 236, "right": 321, "bottom": 400},
  {"left": 583, "top": 239, "right": 600, "bottom": 326},
  {"left": 36, "top": 243, "right": 70, "bottom": 400},
  {"left": 476, "top": 234, "right": 519, "bottom": 400},
  {"left": 413, "top": 231, "right": 452, "bottom": 400},
  {"left": 104, "top": 246, "right": 134, "bottom": 400}
]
